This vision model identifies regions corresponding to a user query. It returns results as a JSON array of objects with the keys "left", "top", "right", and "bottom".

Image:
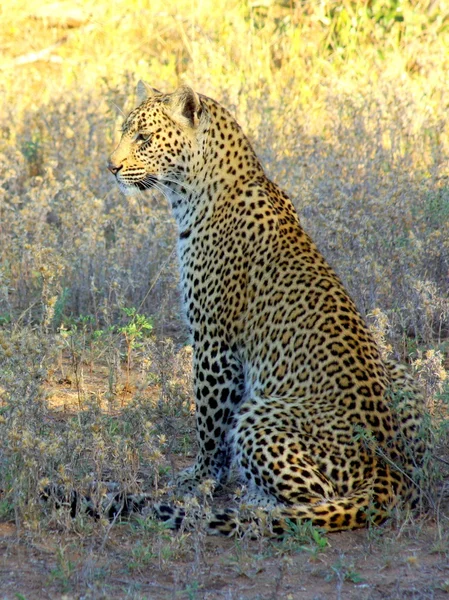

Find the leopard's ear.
[
  {"left": 136, "top": 81, "right": 162, "bottom": 104},
  {"left": 167, "top": 85, "right": 202, "bottom": 128}
]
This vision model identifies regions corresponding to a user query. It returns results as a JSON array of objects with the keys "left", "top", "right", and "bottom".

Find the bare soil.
[{"left": 1, "top": 518, "right": 449, "bottom": 599}]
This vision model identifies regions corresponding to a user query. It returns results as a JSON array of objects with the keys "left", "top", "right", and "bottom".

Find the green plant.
[
  {"left": 182, "top": 581, "right": 201, "bottom": 600},
  {"left": 0, "top": 313, "right": 11, "bottom": 325},
  {"left": 327, "top": 556, "right": 363, "bottom": 584},
  {"left": 0, "top": 498, "right": 13, "bottom": 519},
  {"left": 130, "top": 514, "right": 172, "bottom": 536},
  {"left": 227, "top": 540, "right": 269, "bottom": 578},
  {"left": 51, "top": 287, "right": 71, "bottom": 329},
  {"left": 128, "top": 541, "right": 158, "bottom": 572},
  {"left": 20, "top": 132, "right": 44, "bottom": 177},
  {"left": 279, "top": 519, "right": 328, "bottom": 556},
  {"left": 117, "top": 307, "right": 153, "bottom": 391},
  {"left": 49, "top": 545, "right": 76, "bottom": 592}
]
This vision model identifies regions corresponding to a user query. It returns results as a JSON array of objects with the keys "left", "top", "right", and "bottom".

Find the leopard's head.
[{"left": 108, "top": 83, "right": 207, "bottom": 198}]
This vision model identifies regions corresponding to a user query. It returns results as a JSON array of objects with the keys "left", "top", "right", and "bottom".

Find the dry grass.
[
  {"left": 1, "top": 1, "right": 449, "bottom": 598},
  {"left": 1, "top": 0, "right": 448, "bottom": 339}
]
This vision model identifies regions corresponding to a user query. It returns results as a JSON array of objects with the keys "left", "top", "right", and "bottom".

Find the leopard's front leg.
[{"left": 176, "top": 341, "right": 245, "bottom": 493}]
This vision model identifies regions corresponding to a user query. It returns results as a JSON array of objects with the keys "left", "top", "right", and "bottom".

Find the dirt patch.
[{"left": 1, "top": 521, "right": 449, "bottom": 599}]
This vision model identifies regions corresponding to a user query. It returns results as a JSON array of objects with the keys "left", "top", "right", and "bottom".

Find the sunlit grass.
[{"left": 1, "top": 0, "right": 448, "bottom": 339}]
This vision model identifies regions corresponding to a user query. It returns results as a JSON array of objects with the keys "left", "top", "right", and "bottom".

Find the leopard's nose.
[{"left": 108, "top": 161, "right": 123, "bottom": 175}]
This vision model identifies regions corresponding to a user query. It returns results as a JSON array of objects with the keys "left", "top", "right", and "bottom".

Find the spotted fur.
[{"left": 108, "top": 84, "right": 428, "bottom": 535}]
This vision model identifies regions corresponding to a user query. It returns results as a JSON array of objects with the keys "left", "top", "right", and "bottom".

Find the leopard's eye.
[{"left": 135, "top": 133, "right": 151, "bottom": 144}]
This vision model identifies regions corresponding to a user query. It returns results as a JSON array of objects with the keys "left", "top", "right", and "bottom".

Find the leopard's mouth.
[{"left": 133, "top": 175, "right": 159, "bottom": 191}]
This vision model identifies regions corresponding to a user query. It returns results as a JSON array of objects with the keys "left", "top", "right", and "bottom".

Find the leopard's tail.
[
  {"left": 153, "top": 490, "right": 398, "bottom": 537},
  {"left": 42, "top": 469, "right": 421, "bottom": 537},
  {"left": 42, "top": 483, "right": 393, "bottom": 535}
]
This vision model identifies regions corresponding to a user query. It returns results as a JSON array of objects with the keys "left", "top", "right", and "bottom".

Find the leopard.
[{"left": 107, "top": 83, "right": 428, "bottom": 536}]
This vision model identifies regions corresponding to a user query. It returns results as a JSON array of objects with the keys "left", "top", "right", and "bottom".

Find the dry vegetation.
[{"left": 1, "top": 0, "right": 449, "bottom": 598}]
